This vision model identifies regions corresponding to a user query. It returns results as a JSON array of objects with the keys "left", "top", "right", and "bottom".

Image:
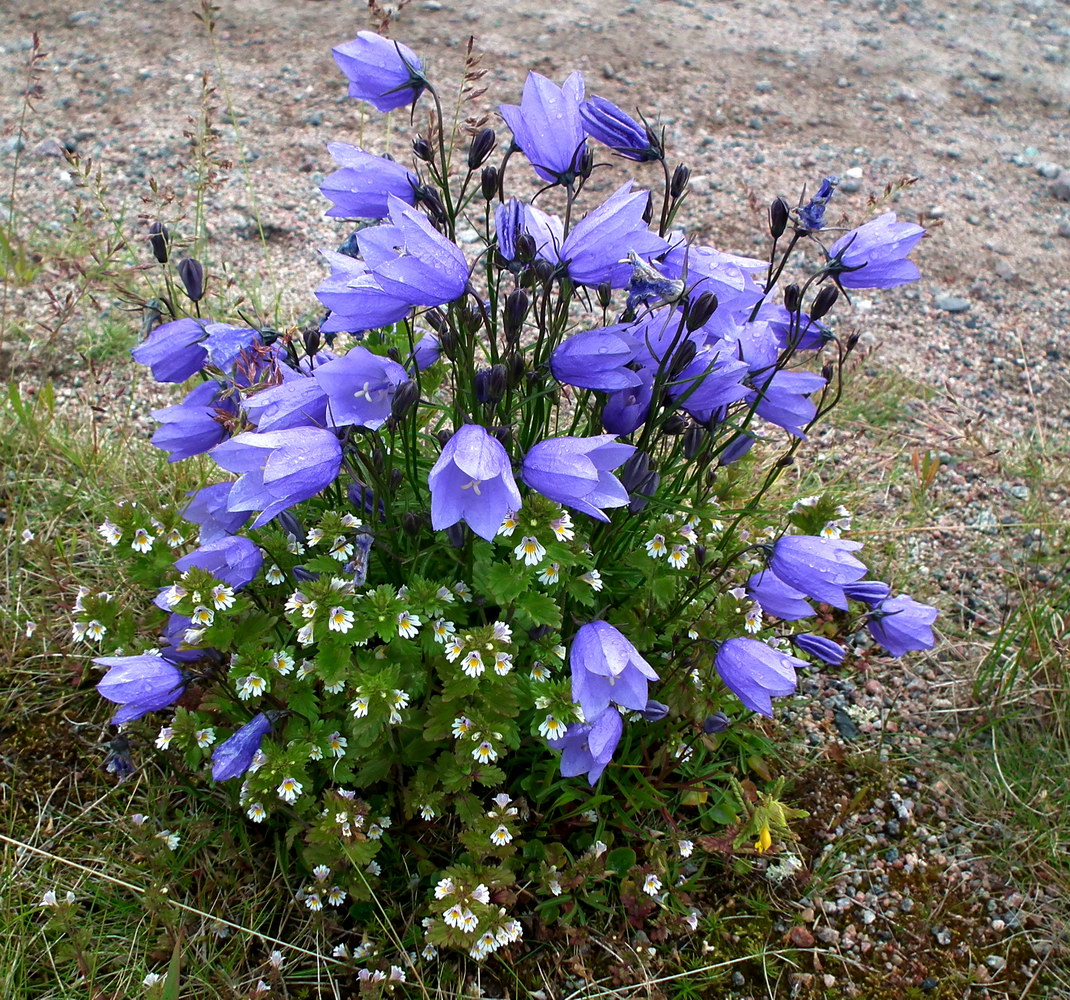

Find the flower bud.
[
  {"left": 619, "top": 450, "right": 651, "bottom": 492},
  {"left": 503, "top": 288, "right": 529, "bottom": 341},
  {"left": 529, "top": 624, "right": 553, "bottom": 642},
  {"left": 670, "top": 164, "right": 691, "bottom": 200},
  {"left": 467, "top": 128, "right": 497, "bottom": 170},
  {"left": 638, "top": 700, "right": 669, "bottom": 722},
  {"left": 515, "top": 232, "right": 537, "bottom": 264},
  {"left": 303, "top": 327, "right": 321, "bottom": 357},
  {"left": 821, "top": 361, "right": 834, "bottom": 383},
  {"left": 846, "top": 331, "right": 860, "bottom": 351},
  {"left": 783, "top": 282, "right": 802, "bottom": 313},
  {"left": 628, "top": 470, "right": 660, "bottom": 513},
  {"left": 147, "top": 222, "right": 169, "bottom": 263},
  {"left": 390, "top": 379, "right": 420, "bottom": 420},
  {"left": 682, "top": 423, "right": 706, "bottom": 459},
  {"left": 533, "top": 259, "right": 555, "bottom": 284},
  {"left": 412, "top": 136, "right": 433, "bottom": 162},
  {"left": 719, "top": 431, "right": 756, "bottom": 467},
  {"left": 403, "top": 511, "right": 422, "bottom": 537},
  {"left": 463, "top": 304, "right": 484, "bottom": 332},
  {"left": 259, "top": 327, "right": 280, "bottom": 346},
  {"left": 424, "top": 308, "right": 448, "bottom": 334},
  {"left": 768, "top": 196, "right": 790, "bottom": 239},
  {"left": 390, "top": 468, "right": 403, "bottom": 490},
  {"left": 641, "top": 191, "right": 654, "bottom": 226},
  {"left": 507, "top": 353, "right": 526, "bottom": 388},
  {"left": 437, "top": 325, "right": 459, "bottom": 359},
  {"left": 177, "top": 258, "right": 205, "bottom": 302},
  {"left": 446, "top": 522, "right": 467, "bottom": 548},
  {"left": 436, "top": 429, "right": 453, "bottom": 448},
  {"left": 694, "top": 543, "right": 707, "bottom": 566},
  {"left": 417, "top": 186, "right": 446, "bottom": 226},
  {"left": 702, "top": 711, "right": 730, "bottom": 734},
  {"left": 481, "top": 165, "right": 499, "bottom": 201},
  {"left": 662, "top": 413, "right": 687, "bottom": 435},
  {"left": 667, "top": 338, "right": 698, "bottom": 380},
  {"left": 277, "top": 510, "right": 303, "bottom": 540},
  {"left": 474, "top": 365, "right": 507, "bottom": 405},
  {"left": 491, "top": 425, "right": 512, "bottom": 447},
  {"left": 810, "top": 284, "right": 839, "bottom": 320},
  {"left": 292, "top": 565, "right": 321, "bottom": 583},
  {"left": 685, "top": 291, "right": 718, "bottom": 331},
  {"left": 578, "top": 147, "right": 595, "bottom": 180},
  {"left": 596, "top": 282, "right": 613, "bottom": 310}
]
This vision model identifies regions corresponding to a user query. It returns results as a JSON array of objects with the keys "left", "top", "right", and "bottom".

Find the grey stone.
[
  {"left": 935, "top": 295, "right": 971, "bottom": 313},
  {"left": 1051, "top": 172, "right": 1070, "bottom": 201},
  {"left": 1037, "top": 162, "right": 1062, "bottom": 179},
  {"left": 1058, "top": 219, "right": 1070, "bottom": 239}
]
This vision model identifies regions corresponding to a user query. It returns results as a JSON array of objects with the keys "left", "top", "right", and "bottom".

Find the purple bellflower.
[
  {"left": 867, "top": 595, "right": 938, "bottom": 656},
  {"left": 550, "top": 324, "right": 643, "bottom": 391},
  {"left": 332, "top": 31, "right": 426, "bottom": 113},
  {"left": 428, "top": 424, "right": 522, "bottom": 542},
  {"left": 499, "top": 71, "right": 588, "bottom": 185},
  {"left": 522, "top": 435, "right": 635, "bottom": 521},
  {"left": 202, "top": 324, "right": 261, "bottom": 371},
  {"left": 131, "top": 318, "right": 208, "bottom": 383},
  {"left": 321, "top": 142, "right": 418, "bottom": 219},
  {"left": 313, "top": 346, "right": 410, "bottom": 429},
  {"left": 748, "top": 369, "right": 826, "bottom": 438},
  {"left": 244, "top": 376, "right": 330, "bottom": 432},
  {"left": 174, "top": 535, "right": 263, "bottom": 590},
  {"left": 602, "top": 370, "right": 654, "bottom": 435},
  {"left": 560, "top": 183, "right": 668, "bottom": 288},
  {"left": 747, "top": 570, "right": 815, "bottom": 621},
  {"left": 211, "top": 713, "right": 273, "bottom": 781},
  {"left": 826, "top": 212, "right": 926, "bottom": 289},
  {"left": 714, "top": 637, "right": 803, "bottom": 717},
  {"left": 407, "top": 331, "right": 441, "bottom": 373},
  {"left": 768, "top": 535, "right": 867, "bottom": 611},
  {"left": 569, "top": 620, "right": 659, "bottom": 719},
  {"left": 843, "top": 580, "right": 892, "bottom": 606},
  {"left": 151, "top": 380, "right": 237, "bottom": 462},
  {"left": 211, "top": 427, "right": 343, "bottom": 528},
  {"left": 762, "top": 303, "right": 833, "bottom": 351},
  {"left": 317, "top": 250, "right": 416, "bottom": 333},
  {"left": 95, "top": 654, "right": 186, "bottom": 725},
  {"left": 659, "top": 237, "right": 766, "bottom": 319},
  {"left": 547, "top": 706, "right": 622, "bottom": 785},
  {"left": 579, "top": 96, "right": 661, "bottom": 162},
  {"left": 181, "top": 483, "right": 250, "bottom": 544},
  {"left": 794, "top": 633, "right": 846, "bottom": 665},
  {"left": 495, "top": 198, "right": 563, "bottom": 266}
]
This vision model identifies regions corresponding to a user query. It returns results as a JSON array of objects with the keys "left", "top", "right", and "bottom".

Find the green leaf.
[
  {"left": 514, "top": 591, "right": 561, "bottom": 629},
  {"left": 476, "top": 559, "right": 528, "bottom": 605},
  {"left": 605, "top": 847, "right": 637, "bottom": 875}
]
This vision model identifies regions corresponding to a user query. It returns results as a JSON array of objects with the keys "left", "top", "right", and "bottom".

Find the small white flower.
[
  {"left": 365, "top": 861, "right": 381, "bottom": 876},
  {"left": 306, "top": 528, "right": 324, "bottom": 547},
  {"left": 247, "top": 802, "right": 267, "bottom": 823},
  {"left": 549, "top": 511, "right": 574, "bottom": 541},
  {"left": 40, "top": 890, "right": 58, "bottom": 907},
  {"left": 84, "top": 620, "right": 107, "bottom": 643},
  {"left": 432, "top": 618, "right": 456, "bottom": 644},
  {"left": 265, "top": 564, "right": 285, "bottom": 585},
  {"left": 389, "top": 965, "right": 406, "bottom": 983},
  {"left": 156, "top": 830, "right": 180, "bottom": 851},
  {"left": 313, "top": 864, "right": 331, "bottom": 882},
  {"left": 645, "top": 534, "right": 667, "bottom": 558},
  {"left": 323, "top": 678, "right": 345, "bottom": 694},
  {"left": 679, "top": 840, "right": 694, "bottom": 858},
  {"left": 397, "top": 611, "right": 421, "bottom": 638},
  {"left": 668, "top": 545, "right": 689, "bottom": 569},
  {"left": 327, "top": 886, "right": 347, "bottom": 906},
  {"left": 209, "top": 584, "right": 235, "bottom": 610},
  {"left": 98, "top": 520, "right": 122, "bottom": 546},
  {"left": 642, "top": 873, "right": 662, "bottom": 896},
  {"left": 237, "top": 674, "right": 267, "bottom": 700},
  {"left": 350, "top": 696, "right": 370, "bottom": 719},
  {"left": 165, "top": 527, "right": 185, "bottom": 548},
  {"left": 366, "top": 823, "right": 384, "bottom": 840},
  {"left": 304, "top": 891, "right": 323, "bottom": 912},
  {"left": 154, "top": 726, "right": 174, "bottom": 749},
  {"left": 579, "top": 569, "right": 604, "bottom": 591},
  {"left": 190, "top": 605, "right": 214, "bottom": 627},
  {"left": 421, "top": 943, "right": 438, "bottom": 961},
  {"left": 269, "top": 950, "right": 284, "bottom": 969},
  {"left": 194, "top": 728, "right": 216, "bottom": 748},
  {"left": 327, "top": 732, "right": 347, "bottom": 757},
  {"left": 497, "top": 511, "right": 520, "bottom": 537},
  {"left": 514, "top": 536, "right": 546, "bottom": 566},
  {"left": 276, "top": 777, "right": 303, "bottom": 804},
  {"left": 530, "top": 661, "right": 551, "bottom": 682},
  {"left": 461, "top": 650, "right": 485, "bottom": 678},
  {"left": 453, "top": 581, "right": 472, "bottom": 602},
  {"left": 472, "top": 741, "right": 498, "bottom": 764},
  {"left": 21, "top": 528, "right": 34, "bottom": 543},
  {"left": 444, "top": 637, "right": 465, "bottom": 662},
  {"left": 493, "top": 651, "right": 513, "bottom": 676},
  {"left": 460, "top": 909, "right": 479, "bottom": 934},
  {"left": 328, "top": 606, "right": 354, "bottom": 633},
  {"left": 143, "top": 972, "right": 162, "bottom": 986},
  {"left": 329, "top": 535, "right": 354, "bottom": 561},
  {"left": 537, "top": 562, "right": 560, "bottom": 585},
  {"left": 538, "top": 715, "right": 567, "bottom": 740},
  {"left": 296, "top": 622, "right": 315, "bottom": 645},
  {"left": 490, "top": 825, "right": 513, "bottom": 846},
  {"left": 332, "top": 943, "right": 349, "bottom": 959},
  {"left": 443, "top": 904, "right": 466, "bottom": 929},
  {"left": 419, "top": 804, "right": 436, "bottom": 820},
  {"left": 300, "top": 600, "right": 318, "bottom": 620},
  {"left": 451, "top": 717, "right": 472, "bottom": 738},
  {"left": 131, "top": 528, "right": 154, "bottom": 553},
  {"left": 743, "top": 603, "right": 763, "bottom": 633}
]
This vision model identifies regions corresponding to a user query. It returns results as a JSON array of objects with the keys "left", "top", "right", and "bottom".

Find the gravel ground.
[{"left": 2, "top": 0, "right": 1068, "bottom": 995}]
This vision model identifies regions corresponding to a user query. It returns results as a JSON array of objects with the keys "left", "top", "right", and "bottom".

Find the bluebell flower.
[
  {"left": 321, "top": 142, "right": 418, "bottom": 219},
  {"left": 601, "top": 371, "right": 653, "bottom": 434},
  {"left": 243, "top": 376, "right": 330, "bottom": 432},
  {"left": 202, "top": 324, "right": 261, "bottom": 371},
  {"left": 211, "top": 713, "right": 273, "bottom": 781},
  {"left": 794, "top": 633, "right": 846, "bottom": 665},
  {"left": 658, "top": 237, "right": 766, "bottom": 319},
  {"left": 332, "top": 31, "right": 426, "bottom": 113},
  {"left": 499, "top": 71, "right": 588, "bottom": 185},
  {"left": 211, "top": 427, "right": 343, "bottom": 528},
  {"left": 180, "top": 483, "right": 250, "bottom": 543},
  {"left": 407, "top": 332, "right": 441, "bottom": 373},
  {"left": 317, "top": 251, "right": 415, "bottom": 333},
  {"left": 748, "top": 370, "right": 826, "bottom": 438},
  {"left": 826, "top": 212, "right": 926, "bottom": 289},
  {"left": 796, "top": 176, "right": 838, "bottom": 232},
  {"left": 867, "top": 595, "right": 938, "bottom": 656},
  {"left": 638, "top": 699, "right": 670, "bottom": 722},
  {"left": 131, "top": 318, "right": 208, "bottom": 383},
  {"left": 768, "top": 535, "right": 867, "bottom": 611},
  {"left": 547, "top": 706, "right": 622, "bottom": 785},
  {"left": 843, "top": 580, "right": 892, "bottom": 606},
  {"left": 312, "top": 346, "right": 409, "bottom": 429},
  {"left": 428, "top": 424, "right": 522, "bottom": 542},
  {"left": 522, "top": 435, "right": 635, "bottom": 521},
  {"left": 150, "top": 381, "right": 237, "bottom": 463},
  {"left": 495, "top": 198, "right": 563, "bottom": 266},
  {"left": 569, "top": 620, "right": 659, "bottom": 719},
  {"left": 714, "top": 638, "right": 803, "bottom": 717},
  {"left": 719, "top": 431, "right": 758, "bottom": 466},
  {"left": 174, "top": 535, "right": 263, "bottom": 590},
  {"left": 747, "top": 570, "right": 814, "bottom": 621},
  {"left": 95, "top": 654, "right": 186, "bottom": 725},
  {"left": 762, "top": 303, "right": 833, "bottom": 351},
  {"left": 580, "top": 96, "right": 661, "bottom": 162},
  {"left": 550, "top": 324, "right": 643, "bottom": 392}
]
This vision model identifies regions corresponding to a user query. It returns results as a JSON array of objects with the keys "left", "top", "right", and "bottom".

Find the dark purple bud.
[
  {"left": 619, "top": 450, "right": 651, "bottom": 492},
  {"left": 662, "top": 413, "right": 687, "bottom": 435},
  {"left": 596, "top": 282, "right": 613, "bottom": 310},
  {"left": 529, "top": 624, "right": 553, "bottom": 642},
  {"left": 438, "top": 324, "right": 459, "bottom": 358},
  {"left": 412, "top": 136, "right": 433, "bottom": 162},
  {"left": 719, "top": 431, "right": 757, "bottom": 467},
  {"left": 403, "top": 511, "right": 422, "bottom": 536},
  {"left": 694, "top": 543, "right": 707, "bottom": 566},
  {"left": 683, "top": 423, "right": 705, "bottom": 459},
  {"left": 491, "top": 424, "right": 512, "bottom": 447},
  {"left": 292, "top": 565, "right": 321, "bottom": 583},
  {"left": 821, "top": 361, "right": 834, "bottom": 382},
  {"left": 843, "top": 580, "right": 891, "bottom": 606},
  {"left": 670, "top": 164, "right": 691, "bottom": 200},
  {"left": 641, "top": 192, "right": 654, "bottom": 226},
  {"left": 276, "top": 510, "right": 303, "bottom": 540},
  {"left": 504, "top": 288, "right": 529, "bottom": 341},
  {"left": 638, "top": 699, "right": 669, "bottom": 722},
  {"left": 390, "top": 379, "right": 420, "bottom": 419},
  {"left": 463, "top": 304, "right": 485, "bottom": 331},
  {"left": 424, "top": 308, "right": 448, "bottom": 335},
  {"left": 685, "top": 291, "right": 718, "bottom": 331},
  {"left": 515, "top": 232, "right": 537, "bottom": 264},
  {"left": 474, "top": 365, "right": 507, "bottom": 405},
  {"left": 507, "top": 353, "right": 526, "bottom": 388},
  {"left": 446, "top": 522, "right": 467, "bottom": 548},
  {"left": 783, "top": 283, "right": 802, "bottom": 313},
  {"left": 389, "top": 467, "right": 403, "bottom": 489},
  {"left": 436, "top": 428, "right": 453, "bottom": 448},
  {"left": 668, "top": 338, "right": 698, "bottom": 380},
  {"left": 628, "top": 469, "right": 660, "bottom": 513},
  {"left": 468, "top": 128, "right": 497, "bottom": 170},
  {"left": 177, "top": 258, "right": 205, "bottom": 302},
  {"left": 481, "top": 165, "right": 499, "bottom": 201},
  {"left": 417, "top": 185, "right": 446, "bottom": 226},
  {"left": 810, "top": 284, "right": 839, "bottom": 320},
  {"left": 533, "top": 259, "right": 555, "bottom": 284},
  {"left": 578, "top": 147, "right": 595, "bottom": 180},
  {"left": 846, "top": 331, "right": 860, "bottom": 351},
  {"left": 148, "top": 222, "right": 169, "bottom": 264},
  {"left": 702, "top": 711, "right": 730, "bottom": 734},
  {"left": 769, "top": 196, "right": 790, "bottom": 239},
  {"left": 303, "top": 327, "right": 321, "bottom": 357},
  {"left": 794, "top": 633, "right": 846, "bottom": 665}
]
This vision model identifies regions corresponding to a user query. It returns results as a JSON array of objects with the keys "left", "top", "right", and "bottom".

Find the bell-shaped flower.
[
  {"left": 867, "top": 595, "right": 938, "bottom": 656},
  {"left": 580, "top": 96, "right": 661, "bottom": 162},
  {"left": 332, "top": 31, "right": 426, "bottom": 113},
  {"left": 131, "top": 318, "right": 208, "bottom": 383},
  {"left": 321, "top": 142, "right": 418, "bottom": 219},
  {"left": 211, "top": 427, "right": 343, "bottom": 528},
  {"left": 659, "top": 236, "right": 766, "bottom": 319},
  {"left": 317, "top": 251, "right": 415, "bottom": 334},
  {"left": 428, "top": 424, "right": 522, "bottom": 542},
  {"left": 714, "top": 638, "right": 803, "bottom": 717},
  {"left": 560, "top": 183, "right": 668, "bottom": 288},
  {"left": 407, "top": 332, "right": 441, "bottom": 373},
  {"left": 95, "top": 654, "right": 186, "bottom": 725},
  {"left": 495, "top": 198, "right": 563, "bottom": 266},
  {"left": 180, "top": 483, "right": 250, "bottom": 543},
  {"left": 748, "top": 369, "right": 826, "bottom": 438},
  {"left": 211, "top": 713, "right": 273, "bottom": 781},
  {"left": 547, "top": 706, "right": 622, "bottom": 785},
  {"left": 550, "top": 324, "right": 643, "bottom": 391},
  {"left": 151, "top": 380, "right": 237, "bottom": 462},
  {"left": 244, "top": 376, "right": 329, "bottom": 432},
  {"left": 202, "top": 324, "right": 261, "bottom": 371},
  {"left": 761, "top": 303, "right": 833, "bottom": 352},
  {"left": 747, "top": 570, "right": 814, "bottom": 621},
  {"left": 499, "top": 71, "right": 587, "bottom": 185},
  {"left": 313, "top": 346, "right": 409, "bottom": 429},
  {"left": 522, "top": 435, "right": 635, "bottom": 522},
  {"left": 602, "top": 370, "right": 653, "bottom": 434},
  {"left": 826, "top": 212, "right": 926, "bottom": 289},
  {"left": 174, "top": 535, "right": 263, "bottom": 589},
  {"left": 569, "top": 620, "right": 659, "bottom": 719},
  {"left": 794, "top": 633, "right": 846, "bottom": 665},
  {"left": 843, "top": 580, "right": 892, "bottom": 606},
  {"left": 768, "top": 535, "right": 867, "bottom": 611}
]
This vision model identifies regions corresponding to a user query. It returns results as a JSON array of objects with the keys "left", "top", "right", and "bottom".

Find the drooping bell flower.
[
  {"left": 748, "top": 369, "right": 826, "bottom": 438},
  {"left": 579, "top": 96, "right": 662, "bottom": 162},
  {"left": 312, "top": 346, "right": 409, "bottom": 430},
  {"left": 767, "top": 535, "right": 867, "bottom": 611},
  {"left": 174, "top": 535, "right": 263, "bottom": 590},
  {"left": 747, "top": 570, "right": 814, "bottom": 621},
  {"left": 547, "top": 706, "right": 622, "bottom": 785},
  {"left": 495, "top": 198, "right": 563, "bottom": 267},
  {"left": 211, "top": 427, "right": 343, "bottom": 528},
  {"left": 601, "top": 371, "right": 653, "bottom": 435},
  {"left": 243, "top": 377, "right": 330, "bottom": 433},
  {"left": 499, "top": 71, "right": 588, "bottom": 185},
  {"left": 826, "top": 212, "right": 926, "bottom": 289},
  {"left": 95, "top": 654, "right": 186, "bottom": 725},
  {"left": 131, "top": 318, "right": 209, "bottom": 383},
  {"left": 316, "top": 251, "right": 415, "bottom": 333},
  {"left": 521, "top": 435, "right": 635, "bottom": 522},
  {"left": 332, "top": 31, "right": 427, "bottom": 113},
  {"left": 321, "top": 142, "right": 419, "bottom": 219},
  {"left": 211, "top": 713, "right": 274, "bottom": 781},
  {"left": 151, "top": 380, "right": 237, "bottom": 462},
  {"left": 550, "top": 325, "right": 643, "bottom": 392},
  {"left": 793, "top": 633, "right": 846, "bottom": 665},
  {"left": 714, "top": 638, "right": 803, "bottom": 717},
  {"left": 427, "top": 424, "right": 522, "bottom": 543},
  {"left": 867, "top": 595, "right": 938, "bottom": 656},
  {"left": 180, "top": 483, "right": 250, "bottom": 544},
  {"left": 569, "top": 620, "right": 659, "bottom": 719}
]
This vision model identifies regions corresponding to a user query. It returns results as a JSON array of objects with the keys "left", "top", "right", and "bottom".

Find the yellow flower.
[{"left": 754, "top": 824, "right": 772, "bottom": 853}]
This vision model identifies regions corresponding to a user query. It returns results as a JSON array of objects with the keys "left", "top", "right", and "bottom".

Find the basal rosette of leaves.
[{"left": 78, "top": 30, "right": 939, "bottom": 971}]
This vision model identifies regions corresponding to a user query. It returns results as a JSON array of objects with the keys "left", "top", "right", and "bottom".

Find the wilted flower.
[
  {"left": 867, "top": 595, "right": 938, "bottom": 656},
  {"left": 211, "top": 713, "right": 273, "bottom": 781},
  {"left": 796, "top": 176, "right": 838, "bottom": 232},
  {"left": 570, "top": 620, "right": 659, "bottom": 718},
  {"left": 714, "top": 638, "right": 803, "bottom": 717},
  {"left": 95, "top": 654, "right": 186, "bottom": 725},
  {"left": 332, "top": 31, "right": 426, "bottom": 112},
  {"left": 521, "top": 434, "right": 635, "bottom": 521},
  {"left": 826, "top": 212, "right": 926, "bottom": 289}
]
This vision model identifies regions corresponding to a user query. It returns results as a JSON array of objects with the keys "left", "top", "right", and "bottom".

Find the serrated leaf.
[
  {"left": 476, "top": 559, "right": 528, "bottom": 605},
  {"left": 514, "top": 591, "right": 561, "bottom": 629}
]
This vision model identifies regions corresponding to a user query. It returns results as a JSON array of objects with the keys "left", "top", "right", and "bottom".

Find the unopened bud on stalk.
[
  {"left": 529, "top": 624, "right": 553, "bottom": 642},
  {"left": 437, "top": 325, "right": 458, "bottom": 359},
  {"left": 481, "top": 165, "right": 499, "bottom": 201},
  {"left": 718, "top": 431, "right": 756, "bottom": 467},
  {"left": 390, "top": 379, "right": 420, "bottom": 420},
  {"left": 386, "top": 346, "right": 401, "bottom": 363},
  {"left": 662, "top": 413, "right": 687, "bottom": 435},
  {"left": 641, "top": 192, "right": 654, "bottom": 226},
  {"left": 694, "top": 543, "right": 707, "bottom": 566},
  {"left": 177, "top": 258, "right": 204, "bottom": 302},
  {"left": 503, "top": 288, "right": 529, "bottom": 340},
  {"left": 821, "top": 361, "right": 834, "bottom": 383},
  {"left": 436, "top": 429, "right": 453, "bottom": 448},
  {"left": 303, "top": 328, "right": 321, "bottom": 357},
  {"left": 277, "top": 511, "right": 303, "bottom": 540},
  {"left": 768, "top": 196, "right": 790, "bottom": 239},
  {"left": 259, "top": 328, "right": 280, "bottom": 346},
  {"left": 491, "top": 425, "right": 512, "bottom": 447},
  {"left": 417, "top": 186, "right": 446, "bottom": 226},
  {"left": 683, "top": 423, "right": 705, "bottom": 459},
  {"left": 619, "top": 450, "right": 651, "bottom": 492},
  {"left": 783, "top": 283, "right": 802, "bottom": 313},
  {"left": 810, "top": 284, "right": 839, "bottom": 320},
  {"left": 846, "top": 331, "right": 860, "bottom": 351},
  {"left": 667, "top": 339, "right": 698, "bottom": 380},
  {"left": 424, "top": 308, "right": 448, "bottom": 334},
  {"left": 533, "top": 259, "right": 555, "bottom": 284},
  {"left": 474, "top": 365, "right": 507, "bottom": 405},
  {"left": 685, "top": 291, "right": 718, "bottom": 331},
  {"left": 670, "top": 164, "right": 691, "bottom": 200},
  {"left": 578, "top": 148, "right": 595, "bottom": 180},
  {"left": 596, "top": 282, "right": 613, "bottom": 310},
  {"left": 402, "top": 512, "right": 422, "bottom": 537},
  {"left": 463, "top": 304, "right": 485, "bottom": 331},
  {"left": 703, "top": 711, "right": 730, "bottom": 734},
  {"left": 507, "top": 353, "right": 526, "bottom": 388},
  {"left": 628, "top": 470, "right": 660, "bottom": 513},
  {"left": 467, "top": 128, "right": 496, "bottom": 169},
  {"left": 389, "top": 468, "right": 403, "bottom": 489},
  {"left": 412, "top": 136, "right": 433, "bottom": 162},
  {"left": 515, "top": 232, "right": 537, "bottom": 264},
  {"left": 446, "top": 523, "right": 466, "bottom": 548},
  {"left": 147, "top": 222, "right": 169, "bottom": 263}
]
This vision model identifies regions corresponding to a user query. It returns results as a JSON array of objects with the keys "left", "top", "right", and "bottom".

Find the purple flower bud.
[
  {"left": 843, "top": 580, "right": 892, "bottom": 606},
  {"left": 95, "top": 654, "right": 186, "bottom": 725},
  {"left": 148, "top": 221, "right": 169, "bottom": 263},
  {"left": 638, "top": 699, "right": 669, "bottom": 722},
  {"left": 579, "top": 96, "right": 661, "bottom": 162},
  {"left": 332, "top": 31, "right": 427, "bottom": 113},
  {"left": 719, "top": 431, "right": 757, "bottom": 467},
  {"left": 794, "top": 633, "right": 846, "bottom": 665},
  {"left": 702, "top": 711, "right": 730, "bottom": 734},
  {"left": 810, "top": 284, "right": 839, "bottom": 320},
  {"left": 769, "top": 196, "right": 790, "bottom": 239},
  {"left": 670, "top": 164, "right": 691, "bottom": 199},
  {"left": 467, "top": 127, "right": 497, "bottom": 170},
  {"left": 522, "top": 434, "right": 635, "bottom": 522},
  {"left": 408, "top": 332, "right": 441, "bottom": 373},
  {"left": 211, "top": 713, "right": 273, "bottom": 781},
  {"left": 177, "top": 258, "right": 205, "bottom": 302},
  {"left": 867, "top": 595, "right": 938, "bottom": 657},
  {"left": 714, "top": 637, "right": 803, "bottom": 717}
]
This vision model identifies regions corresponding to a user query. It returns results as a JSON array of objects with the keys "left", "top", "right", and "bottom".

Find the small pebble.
[{"left": 934, "top": 295, "right": 970, "bottom": 313}]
